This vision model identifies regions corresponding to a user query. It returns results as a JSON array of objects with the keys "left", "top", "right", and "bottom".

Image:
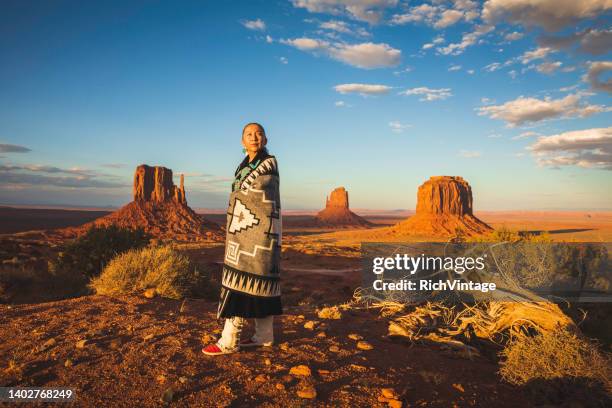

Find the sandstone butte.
[
  {"left": 75, "top": 165, "right": 222, "bottom": 241},
  {"left": 394, "top": 176, "right": 492, "bottom": 237},
  {"left": 315, "top": 187, "right": 372, "bottom": 228}
]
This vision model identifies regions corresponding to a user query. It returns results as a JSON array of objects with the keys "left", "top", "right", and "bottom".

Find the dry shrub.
[
  {"left": 90, "top": 246, "right": 198, "bottom": 299},
  {"left": 499, "top": 329, "right": 611, "bottom": 392},
  {"left": 317, "top": 306, "right": 343, "bottom": 319}
]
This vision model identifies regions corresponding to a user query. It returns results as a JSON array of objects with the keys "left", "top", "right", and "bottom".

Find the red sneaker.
[
  {"left": 239, "top": 338, "right": 273, "bottom": 348},
  {"left": 202, "top": 343, "right": 236, "bottom": 356}
]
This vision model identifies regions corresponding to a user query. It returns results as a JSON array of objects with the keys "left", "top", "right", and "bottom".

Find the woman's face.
[{"left": 242, "top": 124, "right": 267, "bottom": 154}]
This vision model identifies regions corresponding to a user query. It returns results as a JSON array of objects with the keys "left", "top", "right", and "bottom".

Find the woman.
[{"left": 203, "top": 122, "right": 283, "bottom": 356}]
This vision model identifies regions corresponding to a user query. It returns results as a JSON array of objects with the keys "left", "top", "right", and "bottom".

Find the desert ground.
[{"left": 1, "top": 206, "right": 611, "bottom": 407}]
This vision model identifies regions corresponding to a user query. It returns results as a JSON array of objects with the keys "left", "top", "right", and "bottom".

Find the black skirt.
[{"left": 217, "top": 286, "right": 283, "bottom": 319}]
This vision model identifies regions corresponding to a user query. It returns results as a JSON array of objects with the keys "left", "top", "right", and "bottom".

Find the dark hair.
[{"left": 242, "top": 122, "right": 266, "bottom": 137}]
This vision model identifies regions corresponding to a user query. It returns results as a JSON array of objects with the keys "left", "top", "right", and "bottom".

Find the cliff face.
[
  {"left": 133, "top": 165, "right": 186, "bottom": 204},
  {"left": 76, "top": 164, "right": 220, "bottom": 241},
  {"left": 396, "top": 176, "right": 492, "bottom": 237},
  {"left": 315, "top": 187, "right": 371, "bottom": 228}
]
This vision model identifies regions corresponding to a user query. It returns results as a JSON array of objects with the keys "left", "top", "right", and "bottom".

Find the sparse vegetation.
[
  {"left": 499, "top": 329, "right": 611, "bottom": 392},
  {"left": 50, "top": 225, "right": 150, "bottom": 279},
  {"left": 0, "top": 264, "right": 88, "bottom": 303},
  {"left": 90, "top": 246, "right": 204, "bottom": 299}
]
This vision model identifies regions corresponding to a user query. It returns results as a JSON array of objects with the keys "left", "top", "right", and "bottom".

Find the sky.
[{"left": 0, "top": 0, "right": 611, "bottom": 211}]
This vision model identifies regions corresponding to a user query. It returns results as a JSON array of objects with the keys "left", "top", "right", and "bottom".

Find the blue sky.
[{"left": 0, "top": 0, "right": 611, "bottom": 210}]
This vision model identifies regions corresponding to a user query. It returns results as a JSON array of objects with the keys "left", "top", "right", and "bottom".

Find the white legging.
[{"left": 217, "top": 316, "right": 274, "bottom": 351}]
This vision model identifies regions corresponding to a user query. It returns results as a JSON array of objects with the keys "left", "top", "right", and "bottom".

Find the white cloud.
[
  {"left": 482, "top": 0, "right": 612, "bottom": 32},
  {"left": 512, "top": 131, "right": 541, "bottom": 140},
  {"left": 477, "top": 93, "right": 611, "bottom": 127},
  {"left": 459, "top": 150, "right": 482, "bottom": 158},
  {"left": 536, "top": 61, "right": 563, "bottom": 74},
  {"left": 334, "top": 83, "right": 392, "bottom": 95},
  {"left": 281, "top": 38, "right": 401, "bottom": 68},
  {"left": 437, "top": 25, "right": 494, "bottom": 56},
  {"left": 527, "top": 127, "right": 612, "bottom": 170},
  {"left": 291, "top": 0, "right": 399, "bottom": 24},
  {"left": 538, "top": 29, "right": 612, "bottom": 55},
  {"left": 393, "top": 66, "right": 413, "bottom": 75},
  {"left": 505, "top": 31, "right": 524, "bottom": 41},
  {"left": 242, "top": 18, "right": 266, "bottom": 31},
  {"left": 279, "top": 56, "right": 289, "bottom": 64},
  {"left": 400, "top": 87, "right": 452, "bottom": 102},
  {"left": 330, "top": 42, "right": 401, "bottom": 68},
  {"left": 520, "top": 47, "right": 554, "bottom": 64},
  {"left": 389, "top": 121, "right": 412, "bottom": 133},
  {"left": 435, "top": 9, "right": 464, "bottom": 28},
  {"left": 582, "top": 61, "right": 612, "bottom": 93},
  {"left": 335, "top": 100, "right": 350, "bottom": 107},
  {"left": 320, "top": 20, "right": 370, "bottom": 37},
  {"left": 467, "top": 69, "right": 475, "bottom": 74},
  {"left": 266, "top": 35, "right": 273, "bottom": 43},
  {"left": 448, "top": 64, "right": 462, "bottom": 71}
]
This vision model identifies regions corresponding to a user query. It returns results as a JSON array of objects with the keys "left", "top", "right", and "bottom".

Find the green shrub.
[
  {"left": 90, "top": 246, "right": 201, "bottom": 299},
  {"left": 51, "top": 225, "right": 150, "bottom": 279}
]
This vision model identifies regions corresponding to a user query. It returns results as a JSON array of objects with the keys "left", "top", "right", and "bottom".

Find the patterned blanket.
[{"left": 218, "top": 156, "right": 281, "bottom": 316}]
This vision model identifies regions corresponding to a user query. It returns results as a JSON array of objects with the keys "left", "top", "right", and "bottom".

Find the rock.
[
  {"left": 143, "top": 288, "right": 156, "bottom": 299},
  {"left": 328, "top": 345, "right": 341, "bottom": 353},
  {"left": 281, "top": 375, "right": 294, "bottom": 383},
  {"left": 348, "top": 333, "right": 363, "bottom": 341},
  {"left": 452, "top": 383, "right": 465, "bottom": 393},
  {"left": 381, "top": 388, "right": 399, "bottom": 399},
  {"left": 255, "top": 374, "right": 268, "bottom": 382},
  {"left": 179, "top": 376, "right": 188, "bottom": 384},
  {"left": 275, "top": 383, "right": 285, "bottom": 391},
  {"left": 356, "top": 341, "right": 373, "bottom": 350},
  {"left": 317, "top": 369, "right": 331, "bottom": 376},
  {"left": 64, "top": 359, "right": 73, "bottom": 368},
  {"left": 388, "top": 400, "right": 403, "bottom": 408},
  {"left": 109, "top": 339, "right": 122, "bottom": 350},
  {"left": 289, "top": 365, "right": 311, "bottom": 377},
  {"left": 157, "top": 374, "right": 167, "bottom": 384},
  {"left": 350, "top": 364, "right": 367, "bottom": 372},
  {"left": 316, "top": 331, "right": 327, "bottom": 338},
  {"left": 317, "top": 306, "right": 342, "bottom": 320},
  {"left": 75, "top": 339, "right": 89, "bottom": 349},
  {"left": 314, "top": 187, "right": 372, "bottom": 227},
  {"left": 42, "top": 338, "right": 56, "bottom": 350},
  {"left": 296, "top": 385, "right": 317, "bottom": 399},
  {"left": 70, "top": 164, "right": 221, "bottom": 242},
  {"left": 264, "top": 358, "right": 271, "bottom": 366},
  {"left": 303, "top": 321, "right": 317, "bottom": 330},
  {"left": 279, "top": 343, "right": 289, "bottom": 351},
  {"left": 161, "top": 387, "right": 174, "bottom": 403},
  {"left": 395, "top": 176, "right": 492, "bottom": 237},
  {"left": 143, "top": 334, "right": 154, "bottom": 341}
]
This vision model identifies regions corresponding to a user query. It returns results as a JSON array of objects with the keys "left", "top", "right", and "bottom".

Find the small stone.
[
  {"left": 388, "top": 400, "right": 403, "bottom": 408},
  {"left": 144, "top": 288, "right": 156, "bottom": 299},
  {"left": 178, "top": 376, "right": 188, "bottom": 384},
  {"left": 350, "top": 364, "right": 367, "bottom": 372},
  {"left": 109, "top": 339, "right": 122, "bottom": 350},
  {"left": 64, "top": 359, "right": 73, "bottom": 368},
  {"left": 348, "top": 333, "right": 363, "bottom": 341},
  {"left": 303, "top": 321, "right": 317, "bottom": 330},
  {"left": 328, "top": 345, "right": 341, "bottom": 353},
  {"left": 296, "top": 385, "right": 317, "bottom": 399},
  {"left": 281, "top": 375, "right": 293, "bottom": 383},
  {"left": 356, "top": 341, "right": 373, "bottom": 350},
  {"left": 452, "top": 383, "right": 465, "bottom": 393},
  {"left": 264, "top": 358, "right": 271, "bottom": 366},
  {"left": 275, "top": 383, "right": 285, "bottom": 391},
  {"left": 75, "top": 339, "right": 89, "bottom": 349},
  {"left": 317, "top": 306, "right": 342, "bottom": 320},
  {"left": 255, "top": 374, "right": 268, "bottom": 382},
  {"left": 279, "top": 343, "right": 289, "bottom": 351},
  {"left": 289, "top": 365, "right": 311, "bottom": 377},
  {"left": 143, "top": 334, "right": 154, "bottom": 341},
  {"left": 42, "top": 338, "right": 56, "bottom": 350},
  {"left": 157, "top": 374, "right": 167, "bottom": 384},
  {"left": 316, "top": 331, "right": 326, "bottom": 338},
  {"left": 297, "top": 315, "right": 305, "bottom": 319},
  {"left": 382, "top": 388, "right": 399, "bottom": 399},
  {"left": 161, "top": 387, "right": 174, "bottom": 403},
  {"left": 378, "top": 395, "right": 390, "bottom": 403},
  {"left": 317, "top": 369, "right": 331, "bottom": 376}
]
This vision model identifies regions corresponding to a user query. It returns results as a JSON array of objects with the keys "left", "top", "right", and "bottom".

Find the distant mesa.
[
  {"left": 314, "top": 187, "right": 372, "bottom": 228},
  {"left": 75, "top": 164, "right": 221, "bottom": 241},
  {"left": 394, "top": 176, "right": 492, "bottom": 236}
]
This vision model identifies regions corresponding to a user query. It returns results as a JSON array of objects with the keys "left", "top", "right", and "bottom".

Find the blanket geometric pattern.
[{"left": 219, "top": 156, "right": 281, "bottom": 304}]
